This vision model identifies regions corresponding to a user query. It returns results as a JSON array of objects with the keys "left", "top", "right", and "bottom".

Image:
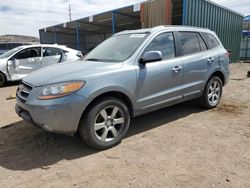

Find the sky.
[{"left": 0, "top": 0, "right": 249, "bottom": 37}]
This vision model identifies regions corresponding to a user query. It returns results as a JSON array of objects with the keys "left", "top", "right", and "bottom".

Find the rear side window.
[
  {"left": 144, "top": 32, "right": 176, "bottom": 59},
  {"left": 43, "top": 47, "right": 62, "bottom": 57},
  {"left": 201, "top": 33, "right": 220, "bottom": 49},
  {"left": 180, "top": 32, "right": 200, "bottom": 56}
]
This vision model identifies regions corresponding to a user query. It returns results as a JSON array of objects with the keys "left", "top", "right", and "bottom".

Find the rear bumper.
[{"left": 15, "top": 93, "right": 88, "bottom": 134}]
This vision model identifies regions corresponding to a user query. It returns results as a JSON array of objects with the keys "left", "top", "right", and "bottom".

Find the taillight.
[{"left": 226, "top": 49, "right": 232, "bottom": 57}]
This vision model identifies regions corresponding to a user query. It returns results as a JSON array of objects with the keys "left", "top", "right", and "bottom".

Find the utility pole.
[
  {"left": 69, "top": 3, "right": 72, "bottom": 21},
  {"left": 64, "top": 0, "right": 72, "bottom": 21}
]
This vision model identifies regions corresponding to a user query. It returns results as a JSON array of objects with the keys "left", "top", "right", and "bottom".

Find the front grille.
[{"left": 16, "top": 81, "right": 33, "bottom": 103}]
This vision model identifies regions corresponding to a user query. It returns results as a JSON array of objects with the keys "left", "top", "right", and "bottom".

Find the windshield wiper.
[
  {"left": 85, "top": 58, "right": 122, "bottom": 62},
  {"left": 85, "top": 58, "right": 102, "bottom": 61}
]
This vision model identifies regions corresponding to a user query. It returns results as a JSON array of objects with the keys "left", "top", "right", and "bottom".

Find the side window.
[
  {"left": 201, "top": 33, "right": 220, "bottom": 49},
  {"left": 180, "top": 32, "right": 200, "bottom": 56},
  {"left": 197, "top": 34, "right": 208, "bottom": 51},
  {"left": 43, "top": 47, "right": 62, "bottom": 57},
  {"left": 15, "top": 47, "right": 41, "bottom": 59},
  {"left": 144, "top": 32, "right": 175, "bottom": 59}
]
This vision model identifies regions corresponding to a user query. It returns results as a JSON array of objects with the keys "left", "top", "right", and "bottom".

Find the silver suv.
[{"left": 15, "top": 26, "right": 230, "bottom": 149}]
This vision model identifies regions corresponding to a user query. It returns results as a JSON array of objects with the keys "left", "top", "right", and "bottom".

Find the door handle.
[{"left": 172, "top": 66, "right": 182, "bottom": 73}]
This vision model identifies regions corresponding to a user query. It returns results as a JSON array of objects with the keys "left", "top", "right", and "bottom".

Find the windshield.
[
  {"left": 84, "top": 33, "right": 149, "bottom": 62},
  {"left": 0, "top": 46, "right": 24, "bottom": 59}
]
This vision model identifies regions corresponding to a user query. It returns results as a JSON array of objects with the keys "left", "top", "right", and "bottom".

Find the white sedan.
[{"left": 0, "top": 44, "right": 83, "bottom": 86}]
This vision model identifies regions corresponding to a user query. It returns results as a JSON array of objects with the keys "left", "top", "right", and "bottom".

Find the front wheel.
[
  {"left": 200, "top": 76, "right": 223, "bottom": 109},
  {"left": 79, "top": 97, "right": 130, "bottom": 149}
]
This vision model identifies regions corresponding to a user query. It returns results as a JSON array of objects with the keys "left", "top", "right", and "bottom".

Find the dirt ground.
[{"left": 0, "top": 63, "right": 250, "bottom": 188}]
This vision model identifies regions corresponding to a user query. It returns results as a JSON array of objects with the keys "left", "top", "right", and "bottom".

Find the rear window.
[{"left": 201, "top": 33, "right": 220, "bottom": 49}]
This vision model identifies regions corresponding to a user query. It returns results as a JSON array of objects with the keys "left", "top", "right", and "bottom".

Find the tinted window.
[
  {"left": 144, "top": 32, "right": 175, "bottom": 59},
  {"left": 16, "top": 47, "right": 41, "bottom": 59},
  {"left": 202, "top": 33, "right": 220, "bottom": 49},
  {"left": 197, "top": 34, "right": 207, "bottom": 51},
  {"left": 180, "top": 32, "right": 200, "bottom": 56},
  {"left": 43, "top": 47, "right": 62, "bottom": 57}
]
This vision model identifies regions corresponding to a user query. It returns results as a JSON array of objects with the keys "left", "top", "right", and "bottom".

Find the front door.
[
  {"left": 7, "top": 47, "right": 42, "bottom": 80},
  {"left": 137, "top": 32, "right": 183, "bottom": 111}
]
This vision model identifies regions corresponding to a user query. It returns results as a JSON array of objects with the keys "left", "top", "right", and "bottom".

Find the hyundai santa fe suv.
[{"left": 15, "top": 26, "right": 230, "bottom": 149}]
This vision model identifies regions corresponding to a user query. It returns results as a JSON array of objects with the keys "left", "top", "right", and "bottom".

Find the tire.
[
  {"left": 79, "top": 97, "right": 130, "bottom": 150},
  {"left": 0, "top": 72, "right": 6, "bottom": 87},
  {"left": 200, "top": 76, "right": 223, "bottom": 109}
]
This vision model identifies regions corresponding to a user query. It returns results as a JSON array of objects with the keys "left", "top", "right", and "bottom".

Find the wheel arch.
[
  {"left": 207, "top": 70, "right": 225, "bottom": 86},
  {"left": 79, "top": 90, "right": 135, "bottom": 126}
]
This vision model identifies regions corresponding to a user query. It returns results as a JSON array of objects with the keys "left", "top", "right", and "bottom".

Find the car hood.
[{"left": 23, "top": 60, "right": 124, "bottom": 86}]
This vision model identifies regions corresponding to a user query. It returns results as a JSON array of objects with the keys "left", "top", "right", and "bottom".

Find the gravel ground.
[{"left": 0, "top": 63, "right": 250, "bottom": 188}]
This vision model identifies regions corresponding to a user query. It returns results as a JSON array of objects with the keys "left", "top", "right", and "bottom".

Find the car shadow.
[
  {"left": 0, "top": 101, "right": 205, "bottom": 171},
  {"left": 2, "top": 81, "right": 20, "bottom": 88}
]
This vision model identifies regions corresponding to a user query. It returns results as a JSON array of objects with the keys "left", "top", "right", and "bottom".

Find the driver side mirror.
[{"left": 139, "top": 51, "right": 162, "bottom": 64}]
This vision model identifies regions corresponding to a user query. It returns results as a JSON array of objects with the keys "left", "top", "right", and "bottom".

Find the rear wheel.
[
  {"left": 0, "top": 72, "right": 6, "bottom": 87},
  {"left": 79, "top": 97, "right": 130, "bottom": 149},
  {"left": 200, "top": 76, "right": 223, "bottom": 109}
]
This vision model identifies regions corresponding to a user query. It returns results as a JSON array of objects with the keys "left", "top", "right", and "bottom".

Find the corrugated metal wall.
[
  {"left": 141, "top": 0, "right": 172, "bottom": 28},
  {"left": 182, "top": 0, "right": 243, "bottom": 63},
  {"left": 40, "top": 30, "right": 110, "bottom": 54}
]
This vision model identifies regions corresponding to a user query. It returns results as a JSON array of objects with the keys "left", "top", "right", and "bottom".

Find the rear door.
[
  {"left": 201, "top": 32, "right": 223, "bottom": 74},
  {"left": 7, "top": 47, "right": 42, "bottom": 80},
  {"left": 178, "top": 31, "right": 209, "bottom": 98},
  {"left": 41, "top": 47, "right": 62, "bottom": 67}
]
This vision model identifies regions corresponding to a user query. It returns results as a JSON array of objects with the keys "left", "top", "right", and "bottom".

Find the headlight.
[{"left": 38, "top": 81, "right": 85, "bottom": 100}]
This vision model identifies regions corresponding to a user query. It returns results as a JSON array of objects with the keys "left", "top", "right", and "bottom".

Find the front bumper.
[{"left": 15, "top": 93, "right": 89, "bottom": 134}]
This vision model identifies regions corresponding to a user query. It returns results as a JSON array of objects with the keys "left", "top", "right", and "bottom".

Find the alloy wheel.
[
  {"left": 94, "top": 106, "right": 125, "bottom": 142},
  {"left": 207, "top": 80, "right": 221, "bottom": 105}
]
